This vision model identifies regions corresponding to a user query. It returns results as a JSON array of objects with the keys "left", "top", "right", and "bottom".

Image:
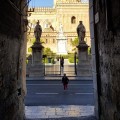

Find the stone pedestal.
[
  {"left": 56, "top": 23, "right": 68, "bottom": 55},
  {"left": 31, "top": 42, "right": 43, "bottom": 65},
  {"left": 77, "top": 41, "right": 92, "bottom": 77},
  {"left": 29, "top": 42, "right": 44, "bottom": 77},
  {"left": 57, "top": 39, "right": 67, "bottom": 54}
]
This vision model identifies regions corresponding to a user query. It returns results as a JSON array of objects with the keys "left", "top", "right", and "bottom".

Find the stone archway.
[
  {"left": 0, "top": 0, "right": 27, "bottom": 119},
  {"left": 0, "top": 0, "right": 120, "bottom": 120}
]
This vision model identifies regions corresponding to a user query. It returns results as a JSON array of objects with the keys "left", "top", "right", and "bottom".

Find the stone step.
[{"left": 26, "top": 116, "right": 96, "bottom": 120}]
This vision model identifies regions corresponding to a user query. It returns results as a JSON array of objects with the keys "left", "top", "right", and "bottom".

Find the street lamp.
[
  {"left": 74, "top": 52, "right": 77, "bottom": 75},
  {"left": 43, "top": 55, "right": 47, "bottom": 76}
]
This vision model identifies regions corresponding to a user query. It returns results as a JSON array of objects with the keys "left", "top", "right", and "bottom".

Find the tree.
[
  {"left": 28, "top": 38, "right": 44, "bottom": 44},
  {"left": 71, "top": 37, "right": 79, "bottom": 47},
  {"left": 71, "top": 37, "right": 79, "bottom": 52},
  {"left": 43, "top": 47, "right": 54, "bottom": 56}
]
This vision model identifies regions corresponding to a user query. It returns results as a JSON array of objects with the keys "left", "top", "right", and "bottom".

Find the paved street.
[
  {"left": 25, "top": 80, "right": 94, "bottom": 106},
  {"left": 25, "top": 79, "right": 95, "bottom": 119}
]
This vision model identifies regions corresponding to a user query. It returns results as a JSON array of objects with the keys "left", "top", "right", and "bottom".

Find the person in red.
[{"left": 62, "top": 73, "right": 69, "bottom": 90}]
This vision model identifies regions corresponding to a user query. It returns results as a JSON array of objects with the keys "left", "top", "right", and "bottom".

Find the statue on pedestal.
[
  {"left": 77, "top": 21, "right": 86, "bottom": 44},
  {"left": 59, "top": 23, "right": 63, "bottom": 33},
  {"left": 34, "top": 21, "right": 42, "bottom": 43}
]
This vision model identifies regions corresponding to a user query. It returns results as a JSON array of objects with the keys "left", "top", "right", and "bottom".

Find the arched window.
[{"left": 71, "top": 16, "right": 76, "bottom": 24}]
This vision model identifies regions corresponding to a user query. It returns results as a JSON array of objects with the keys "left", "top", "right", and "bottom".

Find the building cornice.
[{"left": 28, "top": 7, "right": 56, "bottom": 12}]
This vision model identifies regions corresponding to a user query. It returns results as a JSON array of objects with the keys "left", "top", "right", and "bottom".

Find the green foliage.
[
  {"left": 76, "top": 59, "right": 78, "bottom": 63},
  {"left": 29, "top": 38, "right": 43, "bottom": 44},
  {"left": 28, "top": 47, "right": 32, "bottom": 53},
  {"left": 42, "top": 58, "right": 48, "bottom": 63},
  {"left": 31, "top": 38, "right": 36, "bottom": 44},
  {"left": 68, "top": 57, "right": 74, "bottom": 63},
  {"left": 88, "top": 47, "right": 91, "bottom": 55},
  {"left": 51, "top": 58, "right": 55, "bottom": 64},
  {"left": 66, "top": 53, "right": 78, "bottom": 63},
  {"left": 26, "top": 60, "right": 28, "bottom": 64},
  {"left": 58, "top": 53, "right": 75, "bottom": 59},
  {"left": 43, "top": 47, "right": 54, "bottom": 56},
  {"left": 40, "top": 39, "right": 44, "bottom": 43},
  {"left": 68, "top": 57, "right": 78, "bottom": 63},
  {"left": 43, "top": 57, "right": 55, "bottom": 64},
  {"left": 71, "top": 37, "right": 79, "bottom": 47},
  {"left": 43, "top": 47, "right": 56, "bottom": 64}
]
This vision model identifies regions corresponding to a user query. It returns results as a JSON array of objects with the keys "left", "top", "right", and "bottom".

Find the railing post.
[{"left": 74, "top": 52, "right": 77, "bottom": 75}]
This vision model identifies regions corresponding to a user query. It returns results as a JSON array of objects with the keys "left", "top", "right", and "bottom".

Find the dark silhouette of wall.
[
  {"left": 0, "top": 0, "right": 27, "bottom": 119},
  {"left": 94, "top": 0, "right": 120, "bottom": 119}
]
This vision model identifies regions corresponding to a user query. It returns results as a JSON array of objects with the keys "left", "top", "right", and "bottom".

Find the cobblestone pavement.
[{"left": 25, "top": 105, "right": 95, "bottom": 120}]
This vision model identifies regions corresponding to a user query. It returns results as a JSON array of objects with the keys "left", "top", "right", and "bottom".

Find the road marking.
[
  {"left": 27, "top": 84, "right": 93, "bottom": 86},
  {"left": 35, "top": 93, "right": 93, "bottom": 95},
  {"left": 36, "top": 93, "right": 59, "bottom": 95},
  {"left": 75, "top": 93, "right": 93, "bottom": 95}
]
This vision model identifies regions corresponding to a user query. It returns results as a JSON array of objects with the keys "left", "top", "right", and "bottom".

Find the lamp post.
[
  {"left": 60, "top": 55, "right": 61, "bottom": 75},
  {"left": 43, "top": 55, "right": 47, "bottom": 76},
  {"left": 74, "top": 52, "right": 77, "bottom": 75}
]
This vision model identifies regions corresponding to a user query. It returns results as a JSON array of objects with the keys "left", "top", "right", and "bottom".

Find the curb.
[{"left": 26, "top": 76, "right": 93, "bottom": 81}]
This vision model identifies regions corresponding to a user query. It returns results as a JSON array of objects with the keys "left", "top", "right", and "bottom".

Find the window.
[
  {"left": 46, "top": 39, "right": 48, "bottom": 43},
  {"left": 71, "top": 16, "right": 76, "bottom": 24}
]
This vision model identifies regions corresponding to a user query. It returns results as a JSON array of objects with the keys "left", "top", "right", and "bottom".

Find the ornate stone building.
[{"left": 27, "top": 0, "right": 90, "bottom": 54}]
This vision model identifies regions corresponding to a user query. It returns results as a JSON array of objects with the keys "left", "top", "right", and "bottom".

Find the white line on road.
[
  {"left": 75, "top": 93, "right": 93, "bottom": 95},
  {"left": 35, "top": 93, "right": 93, "bottom": 95},
  {"left": 27, "top": 84, "right": 93, "bottom": 86},
  {"left": 36, "top": 93, "right": 59, "bottom": 95}
]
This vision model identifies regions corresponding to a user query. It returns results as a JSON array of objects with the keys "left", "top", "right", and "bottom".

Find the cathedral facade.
[{"left": 27, "top": 0, "right": 90, "bottom": 54}]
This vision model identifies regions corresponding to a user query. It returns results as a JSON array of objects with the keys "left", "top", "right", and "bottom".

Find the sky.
[
  {"left": 29, "top": 0, "right": 53, "bottom": 7},
  {"left": 29, "top": 0, "right": 88, "bottom": 7}
]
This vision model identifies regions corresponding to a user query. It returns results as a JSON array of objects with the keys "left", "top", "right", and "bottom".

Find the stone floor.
[
  {"left": 26, "top": 116, "right": 96, "bottom": 120},
  {"left": 25, "top": 105, "right": 96, "bottom": 120}
]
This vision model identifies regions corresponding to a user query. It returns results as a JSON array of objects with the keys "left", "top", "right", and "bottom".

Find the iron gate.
[{"left": 43, "top": 54, "right": 77, "bottom": 76}]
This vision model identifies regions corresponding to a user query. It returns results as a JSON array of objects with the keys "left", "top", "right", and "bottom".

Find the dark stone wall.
[
  {"left": 94, "top": 0, "right": 120, "bottom": 120},
  {"left": 0, "top": 0, "right": 21, "bottom": 38},
  {"left": 0, "top": 0, "right": 26, "bottom": 119}
]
